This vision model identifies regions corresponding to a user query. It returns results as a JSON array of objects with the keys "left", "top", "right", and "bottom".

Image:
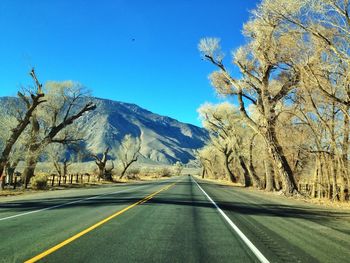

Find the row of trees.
[
  {"left": 45, "top": 133, "right": 141, "bottom": 183},
  {"left": 91, "top": 134, "right": 141, "bottom": 181},
  {"left": 0, "top": 69, "right": 142, "bottom": 189},
  {"left": 0, "top": 69, "right": 96, "bottom": 189},
  {"left": 197, "top": 0, "right": 349, "bottom": 200}
]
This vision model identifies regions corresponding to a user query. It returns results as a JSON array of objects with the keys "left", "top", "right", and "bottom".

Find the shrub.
[
  {"left": 126, "top": 173, "right": 140, "bottom": 180},
  {"left": 158, "top": 167, "right": 172, "bottom": 177},
  {"left": 173, "top": 161, "right": 183, "bottom": 176},
  {"left": 139, "top": 167, "right": 152, "bottom": 177},
  {"left": 126, "top": 168, "right": 141, "bottom": 176},
  {"left": 31, "top": 174, "right": 49, "bottom": 190}
]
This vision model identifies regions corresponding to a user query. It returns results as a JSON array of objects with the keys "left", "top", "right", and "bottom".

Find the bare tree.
[
  {"left": 173, "top": 161, "right": 184, "bottom": 176},
  {"left": 197, "top": 0, "right": 350, "bottom": 199},
  {"left": 259, "top": 0, "right": 350, "bottom": 108},
  {"left": 198, "top": 102, "right": 262, "bottom": 187},
  {"left": 22, "top": 80, "right": 96, "bottom": 187},
  {"left": 116, "top": 134, "right": 141, "bottom": 179},
  {"left": 46, "top": 144, "right": 72, "bottom": 178},
  {"left": 245, "top": 0, "right": 350, "bottom": 199},
  {"left": 91, "top": 147, "right": 114, "bottom": 181},
  {"left": 197, "top": 145, "right": 219, "bottom": 179},
  {"left": 0, "top": 69, "right": 45, "bottom": 189},
  {"left": 198, "top": 10, "right": 302, "bottom": 194}
]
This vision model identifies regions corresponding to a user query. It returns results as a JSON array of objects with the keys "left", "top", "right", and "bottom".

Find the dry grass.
[
  {"left": 196, "top": 176, "right": 243, "bottom": 187},
  {"left": 0, "top": 170, "right": 176, "bottom": 198},
  {"left": 197, "top": 175, "right": 350, "bottom": 210},
  {"left": 0, "top": 190, "right": 26, "bottom": 197}
]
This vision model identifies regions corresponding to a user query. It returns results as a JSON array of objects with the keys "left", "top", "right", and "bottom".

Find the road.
[{"left": 0, "top": 175, "right": 349, "bottom": 263}]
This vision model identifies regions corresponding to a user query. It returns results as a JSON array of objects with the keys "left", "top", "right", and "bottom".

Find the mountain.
[{"left": 0, "top": 96, "right": 208, "bottom": 165}]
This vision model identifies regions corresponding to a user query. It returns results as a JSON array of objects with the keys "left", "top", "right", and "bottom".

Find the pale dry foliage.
[
  {"left": 114, "top": 134, "right": 141, "bottom": 179},
  {"left": 198, "top": 0, "right": 350, "bottom": 200}
]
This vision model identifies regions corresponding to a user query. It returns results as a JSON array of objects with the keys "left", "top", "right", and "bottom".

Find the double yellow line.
[{"left": 25, "top": 182, "right": 176, "bottom": 263}]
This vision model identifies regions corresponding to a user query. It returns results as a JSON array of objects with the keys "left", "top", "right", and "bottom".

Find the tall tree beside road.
[
  {"left": 198, "top": 0, "right": 350, "bottom": 199},
  {"left": 21, "top": 80, "right": 96, "bottom": 187},
  {"left": 0, "top": 69, "right": 45, "bottom": 189}
]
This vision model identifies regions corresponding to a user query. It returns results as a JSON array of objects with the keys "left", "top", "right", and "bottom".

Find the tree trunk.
[
  {"left": 6, "top": 161, "right": 18, "bottom": 185},
  {"left": 264, "top": 158, "right": 275, "bottom": 192},
  {"left": 331, "top": 160, "right": 339, "bottom": 200},
  {"left": 247, "top": 164, "right": 262, "bottom": 189},
  {"left": 0, "top": 93, "right": 44, "bottom": 178},
  {"left": 223, "top": 154, "right": 236, "bottom": 183},
  {"left": 98, "top": 165, "right": 105, "bottom": 179},
  {"left": 265, "top": 128, "right": 297, "bottom": 195},
  {"left": 119, "top": 158, "right": 138, "bottom": 179},
  {"left": 341, "top": 107, "right": 349, "bottom": 201},
  {"left": 201, "top": 167, "right": 205, "bottom": 178},
  {"left": 248, "top": 136, "right": 262, "bottom": 189},
  {"left": 119, "top": 166, "right": 129, "bottom": 179},
  {"left": 0, "top": 175, "right": 4, "bottom": 190},
  {"left": 238, "top": 156, "right": 251, "bottom": 187},
  {"left": 311, "top": 156, "right": 320, "bottom": 198},
  {"left": 324, "top": 155, "right": 332, "bottom": 199},
  {"left": 273, "top": 165, "right": 282, "bottom": 191},
  {"left": 22, "top": 153, "right": 39, "bottom": 188},
  {"left": 318, "top": 157, "right": 324, "bottom": 199},
  {"left": 63, "top": 161, "right": 68, "bottom": 177}
]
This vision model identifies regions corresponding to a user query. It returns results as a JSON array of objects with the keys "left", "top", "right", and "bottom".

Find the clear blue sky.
[{"left": 0, "top": 0, "right": 259, "bottom": 126}]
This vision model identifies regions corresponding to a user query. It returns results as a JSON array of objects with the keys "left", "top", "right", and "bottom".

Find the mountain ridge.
[{"left": 0, "top": 96, "right": 208, "bottom": 165}]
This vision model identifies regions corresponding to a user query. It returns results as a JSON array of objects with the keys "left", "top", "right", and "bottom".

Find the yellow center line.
[{"left": 25, "top": 181, "right": 177, "bottom": 263}]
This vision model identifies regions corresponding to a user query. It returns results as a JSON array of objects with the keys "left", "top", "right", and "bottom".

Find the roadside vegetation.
[
  {"left": 1, "top": 0, "right": 349, "bottom": 205},
  {"left": 197, "top": 0, "right": 350, "bottom": 202},
  {"left": 0, "top": 70, "right": 184, "bottom": 194}
]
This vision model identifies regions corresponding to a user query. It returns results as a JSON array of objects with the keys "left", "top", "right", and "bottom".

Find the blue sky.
[{"left": 0, "top": 0, "right": 259, "bottom": 126}]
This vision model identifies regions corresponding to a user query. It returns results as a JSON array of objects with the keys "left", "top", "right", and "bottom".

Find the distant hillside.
[{"left": 0, "top": 96, "right": 208, "bottom": 165}]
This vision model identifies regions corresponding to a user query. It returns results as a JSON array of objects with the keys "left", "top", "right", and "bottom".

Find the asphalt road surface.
[{"left": 0, "top": 175, "right": 349, "bottom": 263}]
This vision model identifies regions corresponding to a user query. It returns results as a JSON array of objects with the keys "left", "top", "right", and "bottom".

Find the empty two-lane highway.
[{"left": 0, "top": 176, "right": 349, "bottom": 263}]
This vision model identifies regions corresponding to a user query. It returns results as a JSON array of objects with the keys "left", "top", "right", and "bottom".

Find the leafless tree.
[
  {"left": 46, "top": 144, "right": 72, "bottom": 178},
  {"left": 116, "top": 134, "right": 141, "bottom": 179},
  {"left": 0, "top": 69, "right": 45, "bottom": 189},
  {"left": 197, "top": 0, "right": 349, "bottom": 199},
  {"left": 173, "top": 161, "right": 183, "bottom": 176},
  {"left": 198, "top": 102, "right": 262, "bottom": 187},
  {"left": 21, "top": 79, "right": 96, "bottom": 187},
  {"left": 198, "top": 11, "right": 302, "bottom": 194},
  {"left": 91, "top": 147, "right": 114, "bottom": 181}
]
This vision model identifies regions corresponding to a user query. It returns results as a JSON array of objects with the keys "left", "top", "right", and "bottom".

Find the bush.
[
  {"left": 158, "top": 167, "right": 172, "bottom": 177},
  {"left": 126, "top": 173, "right": 140, "bottom": 180},
  {"left": 31, "top": 174, "right": 49, "bottom": 190},
  {"left": 126, "top": 168, "right": 141, "bottom": 176},
  {"left": 139, "top": 167, "right": 152, "bottom": 177}
]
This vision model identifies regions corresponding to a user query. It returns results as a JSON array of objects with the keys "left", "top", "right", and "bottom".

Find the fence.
[
  {"left": 4, "top": 173, "right": 101, "bottom": 189},
  {"left": 47, "top": 173, "right": 100, "bottom": 187}
]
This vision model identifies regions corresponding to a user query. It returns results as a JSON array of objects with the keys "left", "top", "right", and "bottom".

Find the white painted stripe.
[
  {"left": 192, "top": 176, "right": 270, "bottom": 263},
  {"left": 0, "top": 178, "right": 175, "bottom": 222}
]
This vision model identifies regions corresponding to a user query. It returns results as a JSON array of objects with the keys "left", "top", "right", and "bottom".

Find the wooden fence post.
[
  {"left": 51, "top": 175, "right": 55, "bottom": 187},
  {"left": 13, "top": 177, "right": 17, "bottom": 190}
]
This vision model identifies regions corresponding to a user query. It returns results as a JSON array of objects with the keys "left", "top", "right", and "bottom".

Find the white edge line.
[
  {"left": 0, "top": 178, "right": 174, "bottom": 222},
  {"left": 191, "top": 176, "right": 270, "bottom": 263}
]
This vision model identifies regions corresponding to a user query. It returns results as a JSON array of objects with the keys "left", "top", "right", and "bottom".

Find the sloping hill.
[{"left": 0, "top": 96, "right": 208, "bottom": 164}]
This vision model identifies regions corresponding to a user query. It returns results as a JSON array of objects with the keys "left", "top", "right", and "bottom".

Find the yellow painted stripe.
[{"left": 25, "top": 182, "right": 176, "bottom": 263}]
